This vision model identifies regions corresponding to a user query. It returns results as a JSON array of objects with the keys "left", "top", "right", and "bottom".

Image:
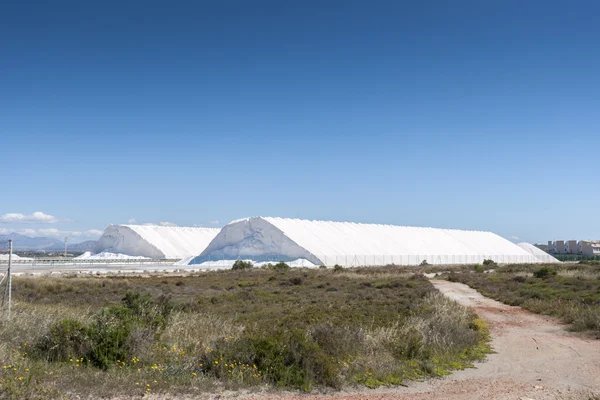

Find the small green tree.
[
  {"left": 333, "top": 264, "right": 344, "bottom": 272},
  {"left": 232, "top": 260, "right": 253, "bottom": 270}
]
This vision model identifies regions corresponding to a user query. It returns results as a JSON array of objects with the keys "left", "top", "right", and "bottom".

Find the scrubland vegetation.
[
  {"left": 443, "top": 262, "right": 600, "bottom": 338},
  {"left": 0, "top": 267, "right": 490, "bottom": 399}
]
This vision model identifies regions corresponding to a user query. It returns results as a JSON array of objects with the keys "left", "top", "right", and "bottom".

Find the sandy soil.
[{"left": 205, "top": 280, "right": 600, "bottom": 400}]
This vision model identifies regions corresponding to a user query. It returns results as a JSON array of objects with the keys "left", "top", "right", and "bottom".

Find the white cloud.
[
  {"left": 208, "top": 220, "right": 220, "bottom": 225},
  {"left": 37, "top": 228, "right": 61, "bottom": 237},
  {"left": 159, "top": 221, "right": 178, "bottom": 227},
  {"left": 84, "top": 229, "right": 104, "bottom": 237},
  {"left": 509, "top": 235, "right": 520, "bottom": 241},
  {"left": 128, "top": 218, "right": 136, "bottom": 224},
  {"left": 0, "top": 211, "right": 58, "bottom": 224}
]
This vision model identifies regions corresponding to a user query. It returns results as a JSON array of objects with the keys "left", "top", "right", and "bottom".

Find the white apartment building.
[
  {"left": 548, "top": 240, "right": 600, "bottom": 256},
  {"left": 578, "top": 240, "right": 600, "bottom": 256}
]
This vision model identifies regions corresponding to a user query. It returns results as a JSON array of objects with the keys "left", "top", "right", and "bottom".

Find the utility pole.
[
  {"left": 8, "top": 239, "right": 11, "bottom": 318},
  {"left": 2, "top": 240, "right": 13, "bottom": 318},
  {"left": 64, "top": 237, "right": 68, "bottom": 258}
]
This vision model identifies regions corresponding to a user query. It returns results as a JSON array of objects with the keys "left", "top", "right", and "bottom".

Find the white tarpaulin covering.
[
  {"left": 95, "top": 224, "right": 220, "bottom": 259},
  {"left": 517, "top": 242, "right": 560, "bottom": 263},
  {"left": 192, "top": 217, "right": 552, "bottom": 266}
]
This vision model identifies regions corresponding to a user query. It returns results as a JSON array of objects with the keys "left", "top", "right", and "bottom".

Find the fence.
[
  {"left": 552, "top": 254, "right": 600, "bottom": 262},
  {"left": 192, "top": 253, "right": 553, "bottom": 268},
  {"left": 0, "top": 258, "right": 180, "bottom": 267},
  {"left": 315, "top": 254, "right": 549, "bottom": 266}
]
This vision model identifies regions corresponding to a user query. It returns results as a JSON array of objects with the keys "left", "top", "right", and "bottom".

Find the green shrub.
[
  {"left": 388, "top": 328, "right": 425, "bottom": 359},
  {"left": 310, "top": 324, "right": 364, "bottom": 360},
  {"left": 482, "top": 259, "right": 497, "bottom": 267},
  {"left": 88, "top": 306, "right": 133, "bottom": 369},
  {"left": 420, "top": 260, "right": 429, "bottom": 266},
  {"left": 35, "top": 319, "right": 91, "bottom": 362},
  {"left": 270, "top": 262, "right": 290, "bottom": 271},
  {"left": 122, "top": 290, "right": 173, "bottom": 331},
  {"left": 473, "top": 264, "right": 485, "bottom": 273},
  {"left": 289, "top": 277, "right": 303, "bottom": 286},
  {"left": 333, "top": 264, "right": 344, "bottom": 272},
  {"left": 34, "top": 291, "right": 173, "bottom": 370},
  {"left": 533, "top": 267, "right": 557, "bottom": 279},
  {"left": 202, "top": 330, "right": 340, "bottom": 390},
  {"left": 232, "top": 260, "right": 254, "bottom": 270}
]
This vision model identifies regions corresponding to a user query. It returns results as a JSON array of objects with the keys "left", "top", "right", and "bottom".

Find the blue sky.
[{"left": 1, "top": 0, "right": 598, "bottom": 244}]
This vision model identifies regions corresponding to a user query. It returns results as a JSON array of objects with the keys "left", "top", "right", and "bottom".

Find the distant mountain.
[
  {"left": 0, "top": 233, "right": 97, "bottom": 252},
  {"left": 0, "top": 233, "right": 64, "bottom": 250},
  {"left": 68, "top": 240, "right": 98, "bottom": 252}
]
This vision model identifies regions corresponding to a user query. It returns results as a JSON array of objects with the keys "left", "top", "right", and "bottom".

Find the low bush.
[
  {"left": 201, "top": 329, "right": 340, "bottom": 390},
  {"left": 34, "top": 291, "right": 174, "bottom": 370},
  {"left": 533, "top": 267, "right": 557, "bottom": 279},
  {"left": 579, "top": 260, "right": 600, "bottom": 265},
  {"left": 269, "top": 262, "right": 290, "bottom": 271},
  {"left": 473, "top": 264, "right": 485, "bottom": 273},
  {"left": 289, "top": 277, "right": 303, "bottom": 286},
  {"left": 232, "top": 260, "right": 253, "bottom": 270},
  {"left": 35, "top": 319, "right": 91, "bottom": 363},
  {"left": 333, "top": 264, "right": 344, "bottom": 272},
  {"left": 88, "top": 306, "right": 133, "bottom": 369},
  {"left": 482, "top": 259, "right": 497, "bottom": 267}
]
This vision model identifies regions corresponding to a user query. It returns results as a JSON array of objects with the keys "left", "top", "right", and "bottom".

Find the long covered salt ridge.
[{"left": 191, "top": 217, "right": 556, "bottom": 266}]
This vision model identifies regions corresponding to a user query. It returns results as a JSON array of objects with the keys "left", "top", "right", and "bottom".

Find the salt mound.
[
  {"left": 0, "top": 254, "right": 31, "bottom": 261},
  {"left": 193, "top": 258, "right": 316, "bottom": 269},
  {"left": 75, "top": 251, "right": 94, "bottom": 259},
  {"left": 95, "top": 224, "right": 220, "bottom": 259},
  {"left": 174, "top": 256, "right": 196, "bottom": 266},
  {"left": 194, "top": 216, "right": 542, "bottom": 266},
  {"left": 517, "top": 243, "right": 560, "bottom": 263},
  {"left": 76, "top": 251, "right": 150, "bottom": 260},
  {"left": 263, "top": 259, "right": 315, "bottom": 268}
]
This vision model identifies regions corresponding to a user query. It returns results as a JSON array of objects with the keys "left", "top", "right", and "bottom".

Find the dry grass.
[
  {"left": 162, "top": 312, "right": 245, "bottom": 353},
  {"left": 443, "top": 263, "right": 600, "bottom": 338},
  {"left": 0, "top": 268, "right": 491, "bottom": 398}
]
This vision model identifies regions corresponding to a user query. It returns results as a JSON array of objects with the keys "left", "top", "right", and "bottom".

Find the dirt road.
[{"left": 230, "top": 280, "right": 600, "bottom": 400}]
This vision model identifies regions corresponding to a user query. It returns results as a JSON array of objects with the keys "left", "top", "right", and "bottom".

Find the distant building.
[
  {"left": 547, "top": 240, "right": 600, "bottom": 256},
  {"left": 566, "top": 240, "right": 579, "bottom": 254},
  {"left": 553, "top": 240, "right": 567, "bottom": 254},
  {"left": 578, "top": 241, "right": 600, "bottom": 256}
]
